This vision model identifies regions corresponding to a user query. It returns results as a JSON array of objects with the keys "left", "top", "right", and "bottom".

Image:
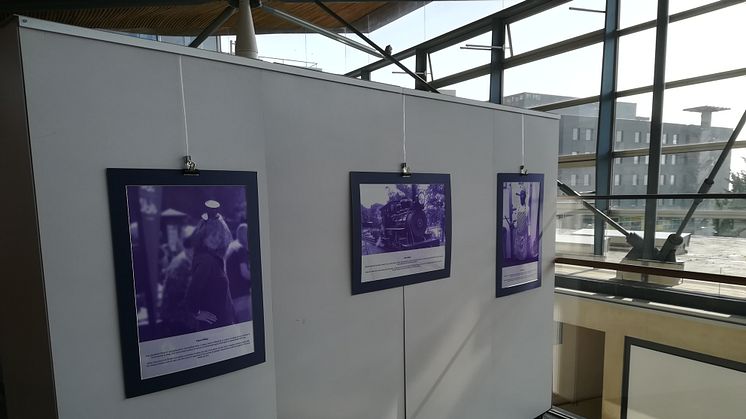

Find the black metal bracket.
[
  {"left": 183, "top": 155, "right": 200, "bottom": 176},
  {"left": 401, "top": 162, "right": 412, "bottom": 177}
]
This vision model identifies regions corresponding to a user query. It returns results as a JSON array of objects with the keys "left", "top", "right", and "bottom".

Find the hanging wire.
[
  {"left": 178, "top": 56, "right": 190, "bottom": 156},
  {"left": 402, "top": 89, "right": 407, "bottom": 163},
  {"left": 520, "top": 114, "right": 528, "bottom": 175},
  {"left": 401, "top": 88, "right": 411, "bottom": 176}
]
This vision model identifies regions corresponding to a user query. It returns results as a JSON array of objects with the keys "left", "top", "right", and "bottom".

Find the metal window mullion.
[
  {"left": 489, "top": 17, "right": 506, "bottom": 104},
  {"left": 593, "top": 0, "right": 620, "bottom": 255},
  {"left": 643, "top": 0, "right": 670, "bottom": 260}
]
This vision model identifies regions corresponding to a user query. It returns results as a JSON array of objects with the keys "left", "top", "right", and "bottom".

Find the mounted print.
[
  {"left": 496, "top": 173, "right": 544, "bottom": 297},
  {"left": 350, "top": 172, "right": 451, "bottom": 295},
  {"left": 106, "top": 169, "right": 265, "bottom": 397}
]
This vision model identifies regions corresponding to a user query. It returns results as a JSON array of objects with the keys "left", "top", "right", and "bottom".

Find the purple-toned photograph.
[
  {"left": 126, "top": 185, "right": 253, "bottom": 342},
  {"left": 500, "top": 181, "right": 540, "bottom": 265},
  {"left": 351, "top": 172, "right": 451, "bottom": 295},
  {"left": 497, "top": 173, "right": 543, "bottom": 297},
  {"left": 360, "top": 183, "right": 446, "bottom": 256},
  {"left": 108, "top": 169, "right": 265, "bottom": 396}
]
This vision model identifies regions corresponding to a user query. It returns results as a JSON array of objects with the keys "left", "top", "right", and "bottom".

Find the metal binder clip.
[
  {"left": 401, "top": 162, "right": 412, "bottom": 177},
  {"left": 519, "top": 165, "right": 528, "bottom": 175},
  {"left": 183, "top": 155, "right": 200, "bottom": 176}
]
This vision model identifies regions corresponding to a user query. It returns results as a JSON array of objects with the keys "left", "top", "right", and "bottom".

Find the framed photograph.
[
  {"left": 106, "top": 169, "right": 265, "bottom": 397},
  {"left": 350, "top": 172, "right": 451, "bottom": 295},
  {"left": 496, "top": 173, "right": 543, "bottom": 297}
]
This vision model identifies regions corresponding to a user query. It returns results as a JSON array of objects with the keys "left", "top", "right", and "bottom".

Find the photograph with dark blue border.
[
  {"left": 350, "top": 172, "right": 452, "bottom": 295},
  {"left": 106, "top": 169, "right": 266, "bottom": 397},
  {"left": 496, "top": 173, "right": 543, "bottom": 297}
]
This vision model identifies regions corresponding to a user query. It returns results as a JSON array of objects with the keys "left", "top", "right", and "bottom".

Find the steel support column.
[
  {"left": 643, "top": 0, "right": 670, "bottom": 260},
  {"left": 234, "top": 0, "right": 258, "bottom": 58},
  {"left": 593, "top": 0, "right": 620, "bottom": 255},
  {"left": 415, "top": 48, "right": 428, "bottom": 90},
  {"left": 488, "top": 17, "right": 505, "bottom": 104}
]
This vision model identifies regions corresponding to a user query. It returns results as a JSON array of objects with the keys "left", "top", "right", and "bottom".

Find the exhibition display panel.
[{"left": 0, "top": 17, "right": 558, "bottom": 419}]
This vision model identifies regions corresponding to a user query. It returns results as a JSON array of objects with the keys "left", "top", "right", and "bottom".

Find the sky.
[{"left": 219, "top": 0, "right": 746, "bottom": 171}]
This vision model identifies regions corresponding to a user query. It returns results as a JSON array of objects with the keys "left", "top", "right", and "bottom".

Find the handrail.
[{"left": 555, "top": 256, "right": 746, "bottom": 287}]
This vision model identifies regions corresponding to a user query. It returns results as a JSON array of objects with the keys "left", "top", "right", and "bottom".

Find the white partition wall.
[{"left": 0, "top": 17, "right": 558, "bottom": 419}]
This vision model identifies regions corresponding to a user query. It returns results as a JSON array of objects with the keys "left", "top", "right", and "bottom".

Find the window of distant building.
[
  {"left": 644, "top": 175, "right": 648, "bottom": 185},
  {"left": 671, "top": 154, "right": 676, "bottom": 165},
  {"left": 646, "top": 132, "right": 650, "bottom": 143},
  {"left": 645, "top": 155, "right": 649, "bottom": 165},
  {"left": 572, "top": 128, "right": 579, "bottom": 140},
  {"left": 615, "top": 157, "right": 622, "bottom": 165},
  {"left": 585, "top": 128, "right": 593, "bottom": 141},
  {"left": 616, "top": 130, "right": 623, "bottom": 142},
  {"left": 662, "top": 133, "right": 667, "bottom": 144},
  {"left": 660, "top": 175, "right": 666, "bottom": 185},
  {"left": 634, "top": 131, "right": 641, "bottom": 143},
  {"left": 632, "top": 174, "right": 638, "bottom": 186},
  {"left": 633, "top": 156, "right": 639, "bottom": 164},
  {"left": 672, "top": 134, "right": 678, "bottom": 144},
  {"left": 571, "top": 151, "right": 578, "bottom": 155},
  {"left": 670, "top": 174, "right": 675, "bottom": 185},
  {"left": 614, "top": 174, "right": 621, "bottom": 186},
  {"left": 571, "top": 174, "right": 577, "bottom": 186},
  {"left": 661, "top": 155, "right": 666, "bottom": 165},
  {"left": 583, "top": 174, "right": 590, "bottom": 186}
]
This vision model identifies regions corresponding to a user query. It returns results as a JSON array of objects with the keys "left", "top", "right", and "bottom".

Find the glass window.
[
  {"left": 616, "top": 130, "right": 623, "bottom": 142},
  {"left": 504, "top": 43, "right": 604, "bottom": 102},
  {"left": 632, "top": 174, "right": 638, "bottom": 186},
  {"left": 662, "top": 79, "right": 746, "bottom": 196},
  {"left": 670, "top": 174, "right": 676, "bottom": 185},
  {"left": 662, "top": 133, "right": 668, "bottom": 144},
  {"left": 370, "top": 57, "right": 417, "bottom": 89},
  {"left": 438, "top": 74, "right": 490, "bottom": 101},
  {"left": 644, "top": 174, "right": 648, "bottom": 185},
  {"left": 660, "top": 174, "right": 666, "bottom": 185},
  {"left": 429, "top": 33, "right": 492, "bottom": 79},
  {"left": 554, "top": 102, "right": 601, "bottom": 157},
  {"left": 617, "top": 28, "right": 656, "bottom": 91},
  {"left": 645, "top": 155, "right": 649, "bottom": 165},
  {"left": 620, "top": 0, "right": 656, "bottom": 29},
  {"left": 585, "top": 129, "right": 593, "bottom": 141},
  {"left": 421, "top": 1, "right": 509, "bottom": 42},
  {"left": 666, "top": 3, "right": 746, "bottom": 81},
  {"left": 633, "top": 156, "right": 640, "bottom": 164},
  {"left": 672, "top": 134, "right": 678, "bottom": 144},
  {"left": 661, "top": 155, "right": 666, "bottom": 165},
  {"left": 571, "top": 174, "right": 578, "bottom": 186},
  {"left": 508, "top": 0, "right": 605, "bottom": 55},
  {"left": 584, "top": 173, "right": 591, "bottom": 186},
  {"left": 646, "top": 132, "right": 650, "bottom": 143},
  {"left": 615, "top": 93, "right": 652, "bottom": 152},
  {"left": 615, "top": 174, "right": 621, "bottom": 186},
  {"left": 615, "top": 157, "right": 622, "bottom": 165}
]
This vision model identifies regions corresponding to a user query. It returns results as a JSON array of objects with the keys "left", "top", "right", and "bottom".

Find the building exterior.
[{"left": 505, "top": 92, "right": 734, "bottom": 232}]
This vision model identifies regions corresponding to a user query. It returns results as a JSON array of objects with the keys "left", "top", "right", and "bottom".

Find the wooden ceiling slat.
[{"left": 1, "top": 1, "right": 401, "bottom": 36}]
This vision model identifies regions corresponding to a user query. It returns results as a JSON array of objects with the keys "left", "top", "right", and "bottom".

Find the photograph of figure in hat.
[
  {"left": 108, "top": 169, "right": 265, "bottom": 393},
  {"left": 124, "top": 186, "right": 253, "bottom": 342},
  {"left": 497, "top": 173, "right": 543, "bottom": 296}
]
